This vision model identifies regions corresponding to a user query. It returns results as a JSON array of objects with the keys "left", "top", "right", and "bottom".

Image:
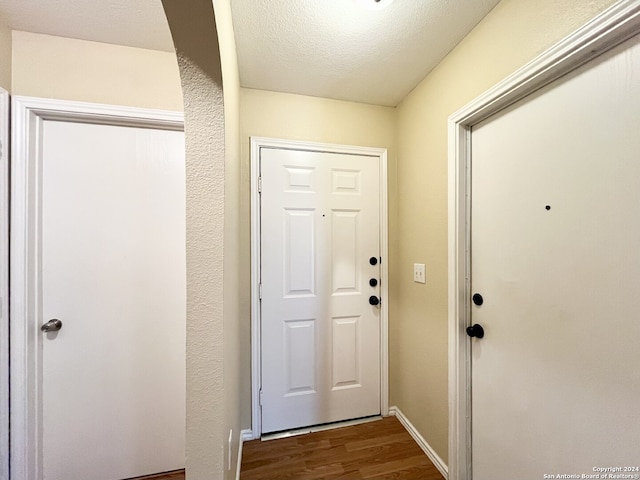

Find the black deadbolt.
[
  {"left": 369, "top": 296, "right": 380, "bottom": 306},
  {"left": 369, "top": 278, "right": 378, "bottom": 287},
  {"left": 369, "top": 256, "right": 378, "bottom": 266},
  {"left": 472, "top": 293, "right": 484, "bottom": 306},
  {"left": 466, "top": 324, "right": 485, "bottom": 339}
]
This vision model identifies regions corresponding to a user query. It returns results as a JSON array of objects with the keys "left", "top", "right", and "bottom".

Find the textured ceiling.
[
  {"left": 231, "top": 0, "right": 501, "bottom": 106},
  {"left": 0, "top": 0, "right": 501, "bottom": 107},
  {"left": 0, "top": 0, "right": 174, "bottom": 52}
]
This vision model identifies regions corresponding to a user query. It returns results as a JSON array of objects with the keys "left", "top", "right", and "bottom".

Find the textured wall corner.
[
  {"left": 212, "top": 0, "right": 245, "bottom": 477},
  {"left": 162, "top": 0, "right": 226, "bottom": 478}
]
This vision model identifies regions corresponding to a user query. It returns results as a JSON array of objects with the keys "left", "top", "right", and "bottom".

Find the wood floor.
[{"left": 240, "top": 416, "right": 445, "bottom": 480}]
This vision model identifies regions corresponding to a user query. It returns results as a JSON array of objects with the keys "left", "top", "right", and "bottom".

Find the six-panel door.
[{"left": 260, "top": 147, "right": 381, "bottom": 433}]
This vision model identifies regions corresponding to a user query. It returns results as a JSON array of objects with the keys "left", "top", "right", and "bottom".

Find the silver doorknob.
[{"left": 41, "top": 319, "right": 63, "bottom": 332}]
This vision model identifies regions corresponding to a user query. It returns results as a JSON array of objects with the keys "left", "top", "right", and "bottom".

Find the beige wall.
[
  {"left": 241, "top": 88, "right": 396, "bottom": 149},
  {"left": 239, "top": 87, "right": 398, "bottom": 429},
  {"left": 12, "top": 31, "right": 182, "bottom": 110},
  {"left": 0, "top": 22, "right": 11, "bottom": 91},
  {"left": 392, "top": 0, "right": 617, "bottom": 462}
]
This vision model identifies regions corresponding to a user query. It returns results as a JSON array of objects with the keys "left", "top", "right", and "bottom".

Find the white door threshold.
[{"left": 260, "top": 415, "right": 382, "bottom": 442}]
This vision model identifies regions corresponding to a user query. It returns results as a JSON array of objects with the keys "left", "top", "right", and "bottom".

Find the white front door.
[
  {"left": 29, "top": 117, "right": 185, "bottom": 479},
  {"left": 470, "top": 33, "right": 640, "bottom": 478},
  {"left": 260, "top": 147, "right": 381, "bottom": 434}
]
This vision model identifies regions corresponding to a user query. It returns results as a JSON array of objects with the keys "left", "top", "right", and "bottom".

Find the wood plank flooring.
[{"left": 240, "top": 416, "right": 444, "bottom": 480}]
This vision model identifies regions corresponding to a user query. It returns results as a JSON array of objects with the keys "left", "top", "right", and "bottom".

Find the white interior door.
[
  {"left": 39, "top": 119, "right": 186, "bottom": 480},
  {"left": 470, "top": 33, "right": 640, "bottom": 478},
  {"left": 260, "top": 147, "right": 381, "bottom": 434}
]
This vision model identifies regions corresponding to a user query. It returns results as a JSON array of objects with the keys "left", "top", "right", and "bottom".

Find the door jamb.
[
  {"left": 9, "top": 96, "right": 184, "bottom": 480},
  {"left": 250, "top": 136, "right": 389, "bottom": 439},
  {"left": 0, "top": 87, "right": 9, "bottom": 480},
  {"left": 447, "top": 2, "right": 640, "bottom": 479}
]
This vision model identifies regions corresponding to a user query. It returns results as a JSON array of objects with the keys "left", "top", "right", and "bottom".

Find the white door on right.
[
  {"left": 470, "top": 33, "right": 640, "bottom": 479},
  {"left": 260, "top": 146, "right": 381, "bottom": 434}
]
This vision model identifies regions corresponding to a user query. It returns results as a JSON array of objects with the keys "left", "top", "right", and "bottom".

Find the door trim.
[
  {"left": 9, "top": 96, "right": 184, "bottom": 480},
  {"left": 0, "top": 87, "right": 9, "bottom": 480},
  {"left": 250, "top": 136, "right": 389, "bottom": 439},
  {"left": 447, "top": 2, "right": 640, "bottom": 479}
]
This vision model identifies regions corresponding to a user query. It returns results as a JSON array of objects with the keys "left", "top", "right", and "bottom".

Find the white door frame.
[
  {"left": 0, "top": 87, "right": 10, "bottom": 480},
  {"left": 250, "top": 136, "right": 389, "bottom": 439},
  {"left": 9, "top": 96, "right": 184, "bottom": 480},
  {"left": 447, "top": 2, "right": 640, "bottom": 479}
]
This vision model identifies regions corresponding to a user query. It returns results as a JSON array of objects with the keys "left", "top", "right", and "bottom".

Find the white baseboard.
[
  {"left": 236, "top": 429, "right": 253, "bottom": 480},
  {"left": 389, "top": 406, "right": 448, "bottom": 479}
]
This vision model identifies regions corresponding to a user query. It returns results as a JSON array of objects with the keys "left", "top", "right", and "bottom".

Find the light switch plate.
[{"left": 413, "top": 263, "right": 426, "bottom": 283}]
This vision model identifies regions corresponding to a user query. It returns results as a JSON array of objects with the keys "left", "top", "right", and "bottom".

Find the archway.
[{"left": 162, "top": 1, "right": 243, "bottom": 478}]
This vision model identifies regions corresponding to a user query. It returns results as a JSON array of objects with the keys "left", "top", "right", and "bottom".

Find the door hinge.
[
  {"left": 258, "top": 176, "right": 262, "bottom": 193},
  {"left": 259, "top": 283, "right": 262, "bottom": 300},
  {"left": 259, "top": 389, "right": 264, "bottom": 406}
]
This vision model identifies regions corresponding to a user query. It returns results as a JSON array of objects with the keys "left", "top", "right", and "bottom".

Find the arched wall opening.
[{"left": 162, "top": 0, "right": 243, "bottom": 478}]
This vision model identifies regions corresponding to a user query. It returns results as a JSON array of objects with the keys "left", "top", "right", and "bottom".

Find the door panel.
[
  {"left": 332, "top": 316, "right": 360, "bottom": 388},
  {"left": 41, "top": 120, "right": 185, "bottom": 480},
  {"left": 470, "top": 34, "right": 640, "bottom": 479},
  {"left": 332, "top": 211, "right": 359, "bottom": 292},
  {"left": 260, "top": 148, "right": 380, "bottom": 433},
  {"left": 285, "top": 208, "right": 315, "bottom": 295}
]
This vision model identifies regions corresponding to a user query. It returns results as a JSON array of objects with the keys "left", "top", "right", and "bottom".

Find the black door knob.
[
  {"left": 369, "top": 296, "right": 380, "bottom": 306},
  {"left": 472, "top": 293, "right": 484, "bottom": 306},
  {"left": 369, "top": 256, "right": 378, "bottom": 266},
  {"left": 369, "top": 278, "right": 378, "bottom": 287},
  {"left": 466, "top": 324, "right": 485, "bottom": 339}
]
